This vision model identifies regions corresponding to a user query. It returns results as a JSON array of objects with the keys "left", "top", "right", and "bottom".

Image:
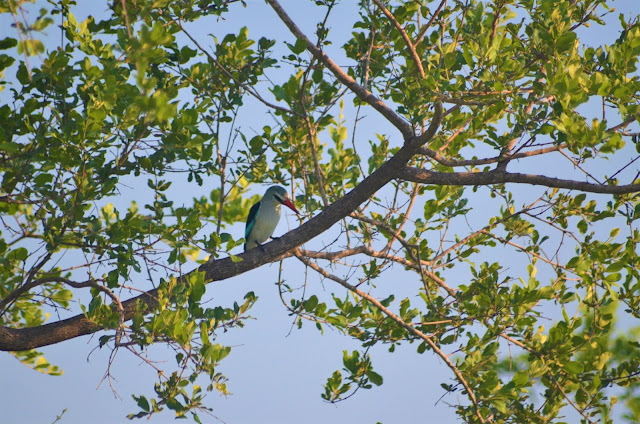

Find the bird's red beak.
[{"left": 282, "top": 198, "right": 300, "bottom": 216}]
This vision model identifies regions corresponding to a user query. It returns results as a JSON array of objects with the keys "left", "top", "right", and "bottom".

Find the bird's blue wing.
[{"left": 245, "top": 201, "right": 261, "bottom": 239}]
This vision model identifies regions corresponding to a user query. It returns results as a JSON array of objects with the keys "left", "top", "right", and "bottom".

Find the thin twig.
[
  {"left": 178, "top": 20, "right": 300, "bottom": 117},
  {"left": 415, "top": 0, "right": 446, "bottom": 44},
  {"left": 294, "top": 250, "right": 488, "bottom": 423}
]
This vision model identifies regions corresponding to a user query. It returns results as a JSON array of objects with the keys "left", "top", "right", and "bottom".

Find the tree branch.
[
  {"left": 417, "top": 144, "right": 565, "bottom": 167},
  {"left": 294, "top": 250, "right": 488, "bottom": 423},
  {"left": 4, "top": 153, "right": 638, "bottom": 350},
  {"left": 298, "top": 244, "right": 457, "bottom": 298},
  {"left": 397, "top": 167, "right": 640, "bottom": 194},
  {"left": 371, "top": 0, "right": 425, "bottom": 78},
  {"left": 0, "top": 275, "right": 91, "bottom": 313},
  {"left": 412, "top": 101, "right": 443, "bottom": 147},
  {"left": 0, "top": 144, "right": 418, "bottom": 351},
  {"left": 415, "top": 0, "right": 446, "bottom": 44},
  {"left": 265, "top": 0, "right": 415, "bottom": 139}
]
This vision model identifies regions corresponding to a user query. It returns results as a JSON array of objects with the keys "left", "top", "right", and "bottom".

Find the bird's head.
[{"left": 265, "top": 185, "right": 300, "bottom": 215}]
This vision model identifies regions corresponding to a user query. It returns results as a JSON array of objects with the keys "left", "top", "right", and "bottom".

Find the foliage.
[{"left": 1, "top": 0, "right": 640, "bottom": 423}]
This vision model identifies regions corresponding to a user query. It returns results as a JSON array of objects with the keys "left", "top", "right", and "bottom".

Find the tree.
[{"left": 1, "top": 0, "right": 640, "bottom": 422}]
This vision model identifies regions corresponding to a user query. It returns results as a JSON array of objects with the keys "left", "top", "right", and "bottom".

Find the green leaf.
[
  {"left": 563, "top": 361, "right": 584, "bottom": 375},
  {"left": 135, "top": 395, "right": 150, "bottom": 412},
  {"left": 304, "top": 295, "right": 319, "bottom": 312},
  {"left": 0, "top": 37, "right": 17, "bottom": 50},
  {"left": 512, "top": 370, "right": 529, "bottom": 387},
  {"left": 8, "top": 247, "right": 28, "bottom": 261},
  {"left": 367, "top": 370, "right": 383, "bottom": 386}
]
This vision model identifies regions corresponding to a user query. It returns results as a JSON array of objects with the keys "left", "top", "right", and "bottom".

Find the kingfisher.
[{"left": 244, "top": 185, "right": 300, "bottom": 251}]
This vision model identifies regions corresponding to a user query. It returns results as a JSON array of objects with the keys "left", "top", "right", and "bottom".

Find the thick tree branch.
[
  {"left": 0, "top": 145, "right": 417, "bottom": 351},
  {"left": 5, "top": 154, "right": 638, "bottom": 350},
  {"left": 2, "top": 0, "right": 456, "bottom": 350},
  {"left": 397, "top": 167, "right": 640, "bottom": 194}
]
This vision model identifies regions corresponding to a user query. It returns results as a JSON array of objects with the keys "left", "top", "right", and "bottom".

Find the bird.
[{"left": 244, "top": 185, "right": 300, "bottom": 251}]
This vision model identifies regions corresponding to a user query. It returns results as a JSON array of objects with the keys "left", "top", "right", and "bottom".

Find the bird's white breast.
[{"left": 250, "top": 202, "right": 281, "bottom": 245}]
